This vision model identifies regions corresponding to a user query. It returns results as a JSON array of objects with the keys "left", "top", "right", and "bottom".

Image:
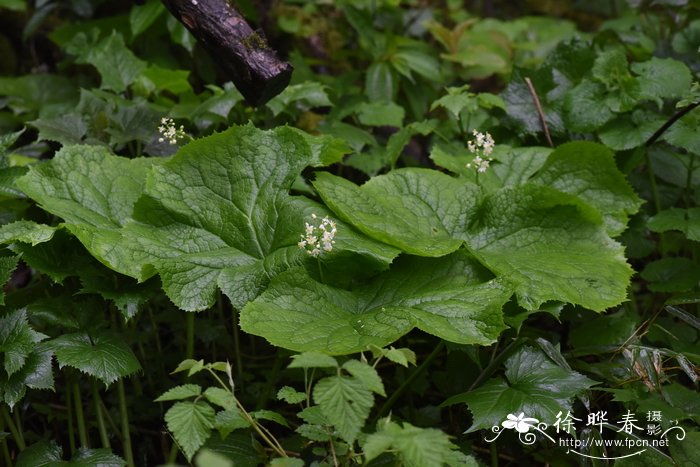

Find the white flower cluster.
[
  {"left": 298, "top": 213, "right": 337, "bottom": 257},
  {"left": 466, "top": 129, "right": 495, "bottom": 173},
  {"left": 157, "top": 117, "right": 187, "bottom": 145}
]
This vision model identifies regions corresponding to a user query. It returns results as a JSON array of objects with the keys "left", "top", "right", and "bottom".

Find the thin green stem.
[
  {"left": 0, "top": 413, "right": 12, "bottom": 467},
  {"left": 231, "top": 308, "right": 244, "bottom": 384},
  {"left": 0, "top": 405, "right": 25, "bottom": 451},
  {"left": 91, "top": 379, "right": 110, "bottom": 449},
  {"left": 66, "top": 379, "right": 76, "bottom": 455},
  {"left": 185, "top": 312, "right": 195, "bottom": 360},
  {"left": 469, "top": 338, "right": 525, "bottom": 391},
  {"left": 374, "top": 341, "right": 446, "bottom": 422},
  {"left": 644, "top": 148, "right": 667, "bottom": 254},
  {"left": 206, "top": 369, "right": 287, "bottom": 458},
  {"left": 490, "top": 441, "right": 498, "bottom": 467},
  {"left": 117, "top": 379, "right": 135, "bottom": 467},
  {"left": 72, "top": 378, "right": 89, "bottom": 448}
]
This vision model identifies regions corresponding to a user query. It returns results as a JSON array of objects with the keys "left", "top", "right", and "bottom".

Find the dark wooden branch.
[
  {"left": 161, "top": 0, "right": 292, "bottom": 106},
  {"left": 645, "top": 101, "right": 700, "bottom": 147}
]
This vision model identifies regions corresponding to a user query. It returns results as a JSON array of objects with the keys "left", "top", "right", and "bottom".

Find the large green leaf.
[
  {"left": 18, "top": 126, "right": 395, "bottom": 311},
  {"left": 463, "top": 184, "right": 632, "bottom": 311},
  {"left": 313, "top": 169, "right": 475, "bottom": 257},
  {"left": 46, "top": 331, "right": 141, "bottom": 386},
  {"left": 241, "top": 251, "right": 510, "bottom": 354},
  {"left": 457, "top": 346, "right": 597, "bottom": 432},
  {"left": 530, "top": 141, "right": 642, "bottom": 236},
  {"left": 316, "top": 166, "right": 633, "bottom": 311}
]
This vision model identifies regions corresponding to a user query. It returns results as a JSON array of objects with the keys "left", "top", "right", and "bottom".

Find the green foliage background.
[{"left": 0, "top": 0, "right": 698, "bottom": 465}]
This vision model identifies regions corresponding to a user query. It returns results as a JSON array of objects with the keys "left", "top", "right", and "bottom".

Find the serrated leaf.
[
  {"left": 0, "top": 256, "right": 18, "bottom": 306},
  {"left": 66, "top": 448, "right": 126, "bottom": 466},
  {"left": 165, "top": 400, "right": 216, "bottom": 461},
  {"left": 298, "top": 406, "right": 329, "bottom": 425},
  {"left": 564, "top": 79, "right": 615, "bottom": 132},
  {"left": 313, "top": 375, "right": 373, "bottom": 443},
  {"left": 364, "top": 419, "right": 470, "bottom": 466},
  {"left": 29, "top": 113, "right": 87, "bottom": 145},
  {"left": 241, "top": 251, "right": 509, "bottom": 354},
  {"left": 458, "top": 346, "right": 597, "bottom": 432},
  {"left": 288, "top": 352, "right": 338, "bottom": 369},
  {"left": 47, "top": 331, "right": 141, "bottom": 386},
  {"left": 215, "top": 407, "right": 249, "bottom": 438},
  {"left": 356, "top": 101, "right": 405, "bottom": 127},
  {"left": 277, "top": 386, "right": 306, "bottom": 404},
  {"left": 0, "top": 220, "right": 57, "bottom": 246},
  {"left": 648, "top": 208, "right": 700, "bottom": 241},
  {"left": 530, "top": 141, "right": 642, "bottom": 236},
  {"left": 155, "top": 384, "right": 202, "bottom": 402},
  {"left": 296, "top": 423, "right": 332, "bottom": 442},
  {"left": 342, "top": 360, "right": 385, "bottom": 396},
  {"left": 129, "top": 0, "right": 165, "bottom": 38},
  {"left": 203, "top": 387, "right": 236, "bottom": 410},
  {"left": 251, "top": 409, "right": 289, "bottom": 427},
  {"left": 0, "top": 308, "right": 47, "bottom": 377},
  {"left": 0, "top": 129, "right": 25, "bottom": 159},
  {"left": 632, "top": 57, "right": 692, "bottom": 100},
  {"left": 1, "top": 348, "right": 54, "bottom": 409},
  {"left": 72, "top": 31, "right": 146, "bottom": 93},
  {"left": 15, "top": 440, "right": 63, "bottom": 467}
]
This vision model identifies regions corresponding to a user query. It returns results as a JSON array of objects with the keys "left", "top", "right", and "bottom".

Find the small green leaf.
[
  {"left": 1, "top": 348, "right": 54, "bottom": 409},
  {"left": 214, "top": 407, "right": 249, "bottom": 438},
  {"left": 364, "top": 418, "right": 473, "bottom": 466},
  {"left": 384, "top": 347, "right": 416, "bottom": 367},
  {"left": 71, "top": 31, "right": 146, "bottom": 93},
  {"left": 15, "top": 440, "right": 63, "bottom": 467},
  {"left": 288, "top": 352, "right": 338, "bottom": 369},
  {"left": 0, "top": 308, "right": 47, "bottom": 377},
  {"left": 29, "top": 114, "right": 87, "bottom": 145},
  {"left": 564, "top": 79, "right": 615, "bottom": 132},
  {"left": 356, "top": 101, "right": 405, "bottom": 127},
  {"left": 194, "top": 449, "right": 234, "bottom": 467},
  {"left": 0, "top": 256, "right": 18, "bottom": 306},
  {"left": 203, "top": 387, "right": 236, "bottom": 410},
  {"left": 47, "top": 331, "right": 141, "bottom": 386},
  {"left": 342, "top": 360, "right": 385, "bottom": 397},
  {"left": 67, "top": 448, "right": 127, "bottom": 466},
  {"left": 165, "top": 400, "right": 216, "bottom": 461},
  {"left": 632, "top": 57, "right": 693, "bottom": 100},
  {"left": 269, "top": 458, "right": 305, "bottom": 467},
  {"left": 277, "top": 386, "right": 306, "bottom": 404},
  {"left": 129, "top": 0, "right": 165, "bottom": 38},
  {"left": 0, "top": 221, "right": 57, "bottom": 246},
  {"left": 640, "top": 258, "right": 700, "bottom": 293},
  {"left": 313, "top": 375, "right": 373, "bottom": 443},
  {"left": 648, "top": 208, "right": 700, "bottom": 241},
  {"left": 458, "top": 346, "right": 597, "bottom": 432},
  {"left": 251, "top": 409, "right": 289, "bottom": 427},
  {"left": 366, "top": 62, "right": 396, "bottom": 101},
  {"left": 155, "top": 384, "right": 202, "bottom": 402}
]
